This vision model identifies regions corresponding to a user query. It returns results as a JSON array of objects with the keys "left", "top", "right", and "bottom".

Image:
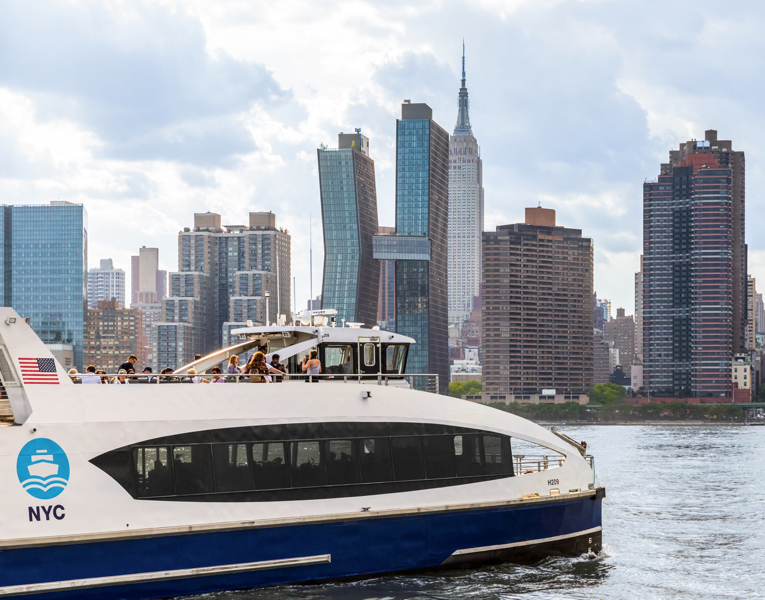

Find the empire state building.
[{"left": 448, "top": 44, "right": 484, "bottom": 325}]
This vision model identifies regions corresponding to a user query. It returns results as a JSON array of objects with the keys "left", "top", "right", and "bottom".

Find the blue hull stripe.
[{"left": 0, "top": 496, "right": 602, "bottom": 600}]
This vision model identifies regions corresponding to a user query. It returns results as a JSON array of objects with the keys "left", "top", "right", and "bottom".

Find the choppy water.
[{"left": 187, "top": 425, "right": 764, "bottom": 600}]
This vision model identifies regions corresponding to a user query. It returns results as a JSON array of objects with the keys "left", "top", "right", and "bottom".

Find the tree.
[
  {"left": 589, "top": 382, "right": 628, "bottom": 405},
  {"left": 448, "top": 380, "right": 482, "bottom": 398}
]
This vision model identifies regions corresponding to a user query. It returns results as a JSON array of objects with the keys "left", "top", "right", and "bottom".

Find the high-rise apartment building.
[
  {"left": 88, "top": 259, "right": 126, "bottom": 308},
  {"left": 131, "top": 247, "right": 167, "bottom": 304},
  {"left": 84, "top": 300, "right": 142, "bottom": 371},
  {"left": 373, "top": 101, "right": 449, "bottom": 392},
  {"left": 318, "top": 131, "right": 380, "bottom": 327},
  {"left": 747, "top": 276, "right": 757, "bottom": 349},
  {"left": 482, "top": 208, "right": 593, "bottom": 397},
  {"left": 635, "top": 256, "right": 644, "bottom": 362},
  {"left": 642, "top": 131, "right": 740, "bottom": 398},
  {"left": 377, "top": 226, "right": 396, "bottom": 329},
  {"left": 0, "top": 202, "right": 87, "bottom": 368},
  {"left": 756, "top": 293, "right": 764, "bottom": 335},
  {"left": 593, "top": 329, "right": 618, "bottom": 385},
  {"left": 155, "top": 212, "right": 290, "bottom": 369},
  {"left": 448, "top": 45, "right": 484, "bottom": 325},
  {"left": 604, "top": 307, "right": 636, "bottom": 376}
]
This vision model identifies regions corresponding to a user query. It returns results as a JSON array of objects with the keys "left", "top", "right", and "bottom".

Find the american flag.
[{"left": 19, "top": 358, "right": 59, "bottom": 385}]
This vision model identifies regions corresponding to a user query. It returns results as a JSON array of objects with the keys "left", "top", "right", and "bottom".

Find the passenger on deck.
[
  {"left": 142, "top": 367, "right": 155, "bottom": 383},
  {"left": 302, "top": 350, "right": 321, "bottom": 382},
  {"left": 269, "top": 354, "right": 287, "bottom": 383},
  {"left": 246, "top": 351, "right": 282, "bottom": 383},
  {"left": 81, "top": 365, "right": 100, "bottom": 384},
  {"left": 67, "top": 368, "right": 81, "bottom": 384},
  {"left": 96, "top": 369, "right": 108, "bottom": 384},
  {"left": 227, "top": 355, "right": 243, "bottom": 382},
  {"left": 111, "top": 369, "right": 130, "bottom": 384},
  {"left": 159, "top": 368, "right": 176, "bottom": 383},
  {"left": 187, "top": 368, "right": 203, "bottom": 383},
  {"left": 210, "top": 366, "right": 225, "bottom": 383},
  {"left": 194, "top": 354, "right": 202, "bottom": 362},
  {"left": 118, "top": 354, "right": 138, "bottom": 374}
]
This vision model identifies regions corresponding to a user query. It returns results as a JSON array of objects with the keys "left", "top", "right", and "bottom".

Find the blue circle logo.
[{"left": 16, "top": 438, "right": 70, "bottom": 500}]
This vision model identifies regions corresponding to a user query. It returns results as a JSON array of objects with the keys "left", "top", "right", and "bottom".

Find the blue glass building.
[
  {"left": 318, "top": 131, "right": 380, "bottom": 327},
  {"left": 0, "top": 202, "right": 87, "bottom": 368},
  {"left": 381, "top": 102, "right": 449, "bottom": 392}
]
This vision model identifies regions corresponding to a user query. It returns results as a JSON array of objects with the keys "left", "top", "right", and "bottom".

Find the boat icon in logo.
[{"left": 16, "top": 438, "right": 70, "bottom": 500}]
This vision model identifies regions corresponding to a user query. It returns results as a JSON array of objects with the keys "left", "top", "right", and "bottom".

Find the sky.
[{"left": 1, "top": 0, "right": 765, "bottom": 314}]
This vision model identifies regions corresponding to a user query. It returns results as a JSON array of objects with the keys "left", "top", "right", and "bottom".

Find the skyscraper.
[
  {"left": 635, "top": 256, "right": 644, "bottom": 362},
  {"left": 155, "top": 212, "right": 290, "bottom": 369},
  {"left": 318, "top": 131, "right": 380, "bottom": 327},
  {"left": 84, "top": 300, "right": 142, "bottom": 371},
  {"left": 642, "top": 131, "right": 740, "bottom": 398},
  {"left": 377, "top": 226, "right": 396, "bottom": 330},
  {"left": 747, "top": 276, "right": 757, "bottom": 349},
  {"left": 604, "top": 308, "right": 636, "bottom": 375},
  {"left": 448, "top": 44, "right": 484, "bottom": 326},
  {"left": 131, "top": 247, "right": 167, "bottom": 305},
  {"left": 482, "top": 208, "right": 593, "bottom": 398},
  {"left": 88, "top": 259, "right": 126, "bottom": 308},
  {"left": 0, "top": 202, "right": 87, "bottom": 368}
]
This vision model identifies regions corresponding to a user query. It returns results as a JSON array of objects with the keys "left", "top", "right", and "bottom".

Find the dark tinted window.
[
  {"left": 359, "top": 438, "right": 393, "bottom": 483},
  {"left": 135, "top": 447, "right": 173, "bottom": 497},
  {"left": 483, "top": 435, "right": 513, "bottom": 476},
  {"left": 423, "top": 435, "right": 456, "bottom": 479},
  {"left": 392, "top": 437, "right": 424, "bottom": 481},
  {"left": 212, "top": 443, "right": 252, "bottom": 492},
  {"left": 172, "top": 445, "right": 214, "bottom": 495},
  {"left": 325, "top": 440, "right": 360, "bottom": 485},
  {"left": 454, "top": 435, "right": 482, "bottom": 477},
  {"left": 252, "top": 442, "right": 290, "bottom": 490},
  {"left": 291, "top": 441, "right": 327, "bottom": 487}
]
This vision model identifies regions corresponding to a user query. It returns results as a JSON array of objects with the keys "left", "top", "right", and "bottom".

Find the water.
[{"left": 186, "top": 426, "right": 764, "bottom": 600}]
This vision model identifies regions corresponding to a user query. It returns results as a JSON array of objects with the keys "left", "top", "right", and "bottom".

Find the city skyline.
[{"left": 4, "top": 3, "right": 765, "bottom": 314}]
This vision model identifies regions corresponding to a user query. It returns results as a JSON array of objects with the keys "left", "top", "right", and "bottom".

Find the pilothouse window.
[{"left": 384, "top": 345, "right": 407, "bottom": 374}]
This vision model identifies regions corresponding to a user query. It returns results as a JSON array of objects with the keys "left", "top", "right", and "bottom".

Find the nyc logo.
[{"left": 17, "top": 438, "right": 70, "bottom": 500}]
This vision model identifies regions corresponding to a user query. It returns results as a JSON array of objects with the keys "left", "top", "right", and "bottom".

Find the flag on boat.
[{"left": 19, "top": 358, "right": 59, "bottom": 384}]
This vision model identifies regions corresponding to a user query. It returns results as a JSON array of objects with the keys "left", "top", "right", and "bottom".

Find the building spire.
[{"left": 454, "top": 40, "right": 472, "bottom": 136}]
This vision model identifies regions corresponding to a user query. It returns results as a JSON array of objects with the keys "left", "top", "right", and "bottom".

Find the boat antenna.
[{"left": 309, "top": 212, "right": 313, "bottom": 309}]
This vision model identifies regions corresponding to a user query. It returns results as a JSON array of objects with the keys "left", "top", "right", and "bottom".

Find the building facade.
[
  {"left": 642, "top": 132, "right": 738, "bottom": 398},
  {"left": 448, "top": 45, "right": 484, "bottom": 326},
  {"left": 0, "top": 202, "right": 87, "bottom": 368},
  {"left": 635, "top": 255, "right": 644, "bottom": 362},
  {"left": 155, "top": 212, "right": 291, "bottom": 369},
  {"left": 318, "top": 131, "right": 380, "bottom": 327},
  {"left": 84, "top": 300, "right": 142, "bottom": 371},
  {"left": 378, "top": 101, "right": 449, "bottom": 392},
  {"left": 88, "top": 259, "right": 126, "bottom": 308},
  {"left": 482, "top": 208, "right": 593, "bottom": 400},
  {"left": 377, "top": 226, "right": 396, "bottom": 330},
  {"left": 131, "top": 247, "right": 167, "bottom": 305},
  {"left": 604, "top": 307, "right": 636, "bottom": 375},
  {"left": 747, "top": 276, "right": 757, "bottom": 349},
  {"left": 593, "top": 329, "right": 618, "bottom": 385}
]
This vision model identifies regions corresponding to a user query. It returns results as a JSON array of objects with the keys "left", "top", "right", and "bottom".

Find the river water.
[{"left": 188, "top": 425, "right": 763, "bottom": 600}]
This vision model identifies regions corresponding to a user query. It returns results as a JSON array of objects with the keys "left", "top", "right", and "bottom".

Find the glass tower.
[
  {"left": 318, "top": 131, "right": 380, "bottom": 327},
  {"left": 392, "top": 102, "right": 449, "bottom": 392},
  {"left": 0, "top": 202, "right": 87, "bottom": 368}
]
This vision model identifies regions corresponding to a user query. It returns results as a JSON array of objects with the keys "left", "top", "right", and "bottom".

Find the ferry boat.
[{"left": 0, "top": 308, "right": 604, "bottom": 599}]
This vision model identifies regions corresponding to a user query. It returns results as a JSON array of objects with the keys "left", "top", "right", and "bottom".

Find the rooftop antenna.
[{"left": 462, "top": 39, "right": 466, "bottom": 83}]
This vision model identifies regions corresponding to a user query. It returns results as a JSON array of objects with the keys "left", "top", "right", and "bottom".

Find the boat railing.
[
  {"left": 513, "top": 454, "right": 566, "bottom": 474},
  {"left": 68, "top": 372, "right": 440, "bottom": 391}
]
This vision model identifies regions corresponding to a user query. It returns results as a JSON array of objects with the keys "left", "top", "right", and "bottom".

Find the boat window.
[
  {"left": 134, "top": 447, "right": 173, "bottom": 497},
  {"left": 172, "top": 445, "right": 215, "bottom": 495},
  {"left": 384, "top": 344, "right": 407, "bottom": 374},
  {"left": 454, "top": 435, "right": 483, "bottom": 477},
  {"left": 324, "top": 345, "right": 354, "bottom": 376},
  {"left": 483, "top": 435, "right": 513, "bottom": 476},
  {"left": 392, "top": 437, "right": 424, "bottom": 481},
  {"left": 423, "top": 435, "right": 456, "bottom": 479},
  {"left": 325, "top": 440, "right": 360, "bottom": 485},
  {"left": 290, "top": 441, "right": 326, "bottom": 488},
  {"left": 212, "top": 443, "right": 252, "bottom": 492},
  {"left": 252, "top": 442, "right": 291, "bottom": 490},
  {"left": 363, "top": 344, "right": 376, "bottom": 367},
  {"left": 359, "top": 438, "right": 393, "bottom": 483}
]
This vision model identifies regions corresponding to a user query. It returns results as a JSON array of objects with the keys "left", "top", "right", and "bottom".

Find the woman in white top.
[{"left": 111, "top": 369, "right": 129, "bottom": 384}]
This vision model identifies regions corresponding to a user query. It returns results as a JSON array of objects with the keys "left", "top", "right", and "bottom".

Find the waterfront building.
[
  {"left": 642, "top": 131, "right": 741, "bottom": 398},
  {"left": 377, "top": 226, "right": 396, "bottom": 330},
  {"left": 732, "top": 354, "right": 752, "bottom": 401},
  {"left": 635, "top": 256, "right": 644, "bottom": 361},
  {"left": 84, "top": 300, "right": 142, "bottom": 371},
  {"left": 0, "top": 202, "right": 87, "bottom": 368},
  {"left": 593, "top": 329, "right": 618, "bottom": 385},
  {"left": 604, "top": 308, "right": 636, "bottom": 376},
  {"left": 747, "top": 276, "right": 757, "bottom": 349},
  {"left": 155, "top": 212, "right": 290, "bottom": 369},
  {"left": 482, "top": 208, "right": 593, "bottom": 400},
  {"left": 373, "top": 101, "right": 449, "bottom": 392},
  {"left": 318, "top": 131, "right": 380, "bottom": 327},
  {"left": 88, "top": 259, "right": 126, "bottom": 308},
  {"left": 448, "top": 45, "right": 484, "bottom": 326}
]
